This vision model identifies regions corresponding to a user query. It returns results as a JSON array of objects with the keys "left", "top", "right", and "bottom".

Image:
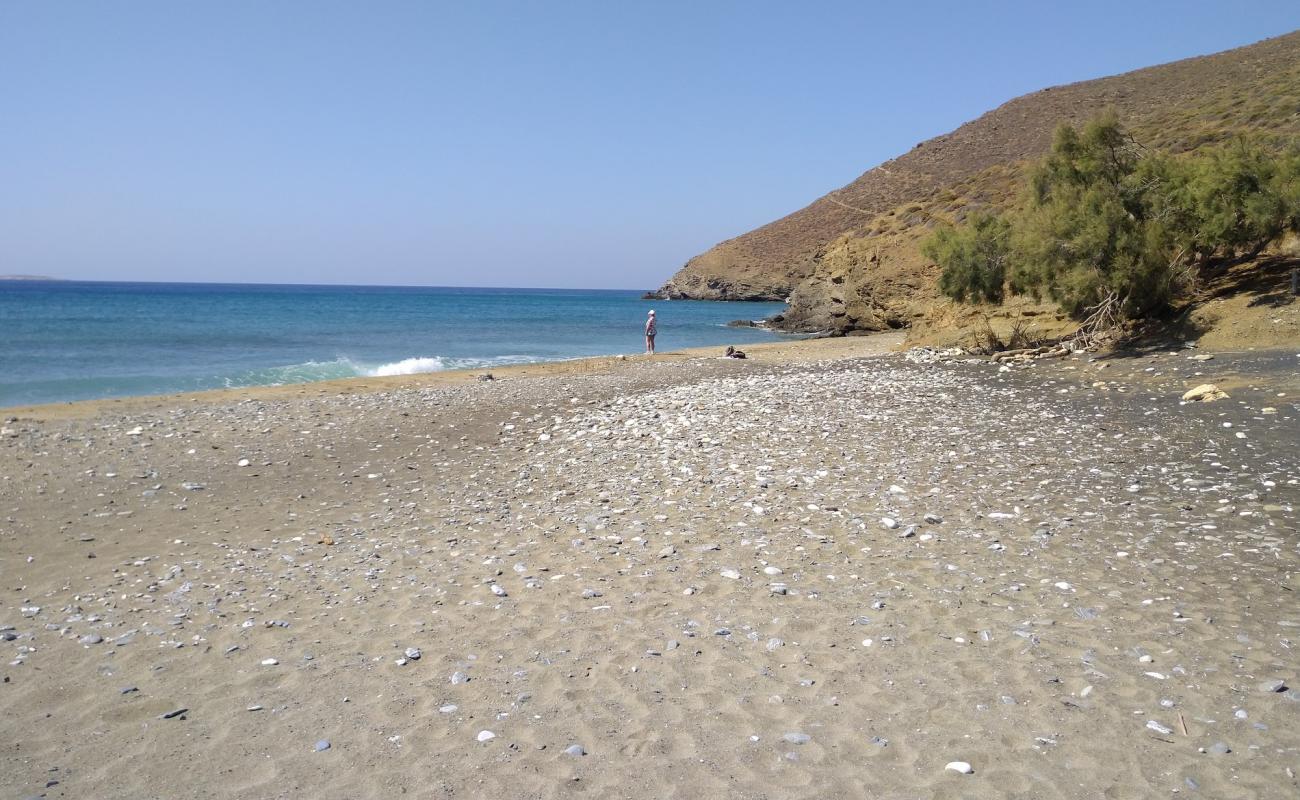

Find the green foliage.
[
  {"left": 1177, "top": 139, "right": 1300, "bottom": 259},
  {"left": 923, "top": 211, "right": 1011, "bottom": 304},
  {"left": 1011, "top": 113, "right": 1176, "bottom": 317},
  {"left": 924, "top": 112, "right": 1300, "bottom": 321}
]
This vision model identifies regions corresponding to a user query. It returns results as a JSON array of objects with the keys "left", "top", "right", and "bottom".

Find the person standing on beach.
[{"left": 645, "top": 309, "right": 657, "bottom": 354}]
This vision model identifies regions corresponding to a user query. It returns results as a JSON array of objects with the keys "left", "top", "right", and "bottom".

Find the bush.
[
  {"left": 923, "top": 112, "right": 1300, "bottom": 323},
  {"left": 1180, "top": 139, "right": 1300, "bottom": 260},
  {"left": 923, "top": 211, "right": 1011, "bottom": 304}
]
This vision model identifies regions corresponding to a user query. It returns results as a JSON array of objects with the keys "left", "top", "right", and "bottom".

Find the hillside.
[{"left": 651, "top": 31, "right": 1300, "bottom": 336}]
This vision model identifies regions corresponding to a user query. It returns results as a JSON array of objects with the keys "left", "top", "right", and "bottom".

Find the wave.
[
  {"left": 368, "top": 356, "right": 448, "bottom": 376},
  {"left": 224, "top": 354, "right": 543, "bottom": 389}
]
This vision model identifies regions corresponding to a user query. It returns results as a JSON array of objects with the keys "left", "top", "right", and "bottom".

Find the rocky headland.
[{"left": 650, "top": 31, "right": 1300, "bottom": 346}]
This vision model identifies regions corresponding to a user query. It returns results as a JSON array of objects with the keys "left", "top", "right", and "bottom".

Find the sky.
[{"left": 2, "top": 2, "right": 1298, "bottom": 289}]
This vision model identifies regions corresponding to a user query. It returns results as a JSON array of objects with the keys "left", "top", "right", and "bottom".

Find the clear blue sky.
[{"left": 2, "top": 2, "right": 1297, "bottom": 289}]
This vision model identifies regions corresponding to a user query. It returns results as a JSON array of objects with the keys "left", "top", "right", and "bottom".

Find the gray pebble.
[
  {"left": 314, "top": 740, "right": 331, "bottom": 752},
  {"left": 563, "top": 744, "right": 586, "bottom": 757},
  {"left": 783, "top": 732, "right": 811, "bottom": 745}
]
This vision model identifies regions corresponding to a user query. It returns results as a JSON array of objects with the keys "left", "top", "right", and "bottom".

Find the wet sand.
[{"left": 2, "top": 335, "right": 1297, "bottom": 799}]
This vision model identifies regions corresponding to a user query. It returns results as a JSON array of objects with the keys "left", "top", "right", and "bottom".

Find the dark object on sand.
[{"left": 725, "top": 346, "right": 747, "bottom": 359}]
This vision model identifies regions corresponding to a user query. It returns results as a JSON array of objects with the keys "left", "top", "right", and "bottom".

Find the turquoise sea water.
[{"left": 0, "top": 281, "right": 791, "bottom": 406}]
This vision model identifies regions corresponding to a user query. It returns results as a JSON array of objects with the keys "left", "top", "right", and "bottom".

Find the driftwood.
[
  {"left": 990, "top": 345, "right": 1072, "bottom": 364},
  {"left": 993, "top": 346, "right": 1076, "bottom": 366}
]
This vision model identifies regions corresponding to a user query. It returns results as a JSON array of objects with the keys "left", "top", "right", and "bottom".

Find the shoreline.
[{"left": 2, "top": 333, "right": 903, "bottom": 421}]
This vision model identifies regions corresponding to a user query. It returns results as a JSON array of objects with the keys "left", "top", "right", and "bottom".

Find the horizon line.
[{"left": 0, "top": 276, "right": 672, "bottom": 294}]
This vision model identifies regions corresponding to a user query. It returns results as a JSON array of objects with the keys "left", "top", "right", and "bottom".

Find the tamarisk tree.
[{"left": 923, "top": 112, "right": 1300, "bottom": 337}]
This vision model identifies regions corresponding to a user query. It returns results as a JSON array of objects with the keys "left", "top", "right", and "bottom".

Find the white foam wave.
[
  {"left": 367, "top": 357, "right": 448, "bottom": 377},
  {"left": 230, "top": 353, "right": 547, "bottom": 389}
]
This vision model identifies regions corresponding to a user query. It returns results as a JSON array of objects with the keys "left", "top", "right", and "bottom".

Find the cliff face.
[{"left": 653, "top": 31, "right": 1300, "bottom": 332}]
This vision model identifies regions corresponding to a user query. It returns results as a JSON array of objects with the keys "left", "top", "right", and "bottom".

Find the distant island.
[{"left": 0, "top": 275, "right": 60, "bottom": 281}]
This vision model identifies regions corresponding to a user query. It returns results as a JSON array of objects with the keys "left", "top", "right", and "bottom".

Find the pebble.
[
  {"left": 1257, "top": 679, "right": 1287, "bottom": 693},
  {"left": 563, "top": 744, "right": 586, "bottom": 756},
  {"left": 720, "top": 568, "right": 741, "bottom": 580},
  {"left": 783, "top": 732, "right": 811, "bottom": 745},
  {"left": 9, "top": 340, "right": 1297, "bottom": 796},
  {"left": 476, "top": 730, "right": 496, "bottom": 743},
  {"left": 260, "top": 658, "right": 278, "bottom": 666},
  {"left": 403, "top": 647, "right": 421, "bottom": 660},
  {"left": 314, "top": 740, "right": 331, "bottom": 752},
  {"left": 945, "top": 761, "right": 974, "bottom": 774}
]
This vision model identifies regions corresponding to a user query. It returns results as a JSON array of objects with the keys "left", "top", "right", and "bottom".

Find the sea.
[{"left": 0, "top": 281, "right": 793, "bottom": 407}]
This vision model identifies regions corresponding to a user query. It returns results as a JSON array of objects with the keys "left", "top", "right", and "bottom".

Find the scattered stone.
[{"left": 945, "top": 761, "right": 974, "bottom": 774}]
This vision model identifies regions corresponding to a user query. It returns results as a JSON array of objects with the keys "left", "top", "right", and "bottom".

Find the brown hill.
[{"left": 651, "top": 31, "right": 1300, "bottom": 336}]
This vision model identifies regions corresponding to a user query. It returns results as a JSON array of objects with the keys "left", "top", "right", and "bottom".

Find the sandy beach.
[{"left": 2, "top": 335, "right": 1297, "bottom": 799}]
